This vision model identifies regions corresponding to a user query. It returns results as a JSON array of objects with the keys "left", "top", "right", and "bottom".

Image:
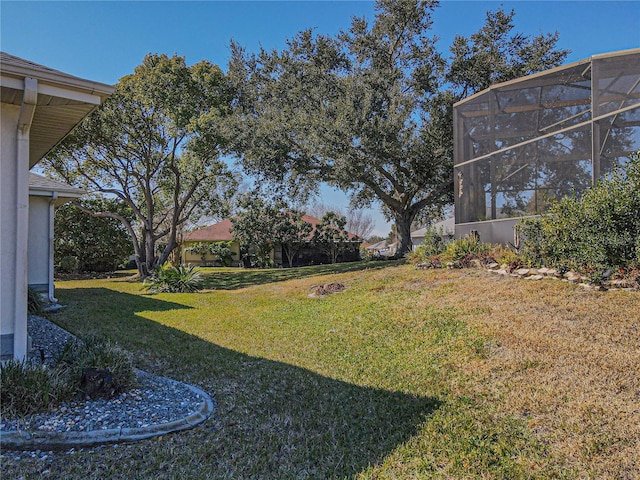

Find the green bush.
[
  {"left": 58, "top": 255, "right": 79, "bottom": 273},
  {"left": 407, "top": 227, "right": 446, "bottom": 264},
  {"left": 0, "top": 360, "right": 68, "bottom": 417},
  {"left": 145, "top": 263, "right": 203, "bottom": 293},
  {"left": 56, "top": 337, "right": 137, "bottom": 398},
  {"left": 54, "top": 198, "right": 133, "bottom": 273},
  {"left": 209, "top": 241, "right": 235, "bottom": 266},
  {"left": 441, "top": 235, "right": 492, "bottom": 264},
  {"left": 519, "top": 150, "right": 640, "bottom": 278},
  {"left": 1, "top": 336, "right": 137, "bottom": 417},
  {"left": 27, "top": 287, "right": 45, "bottom": 315}
]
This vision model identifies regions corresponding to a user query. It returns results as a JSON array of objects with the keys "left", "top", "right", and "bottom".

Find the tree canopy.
[
  {"left": 231, "top": 194, "right": 313, "bottom": 268},
  {"left": 312, "top": 212, "right": 352, "bottom": 264},
  {"left": 54, "top": 198, "right": 134, "bottom": 272},
  {"left": 226, "top": 0, "right": 569, "bottom": 256},
  {"left": 43, "top": 53, "right": 237, "bottom": 277}
]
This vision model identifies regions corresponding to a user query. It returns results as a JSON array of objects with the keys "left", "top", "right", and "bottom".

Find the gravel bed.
[{"left": 1, "top": 316, "right": 206, "bottom": 442}]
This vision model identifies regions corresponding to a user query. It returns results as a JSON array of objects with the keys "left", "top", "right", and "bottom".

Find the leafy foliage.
[
  {"left": 273, "top": 211, "right": 313, "bottom": 268},
  {"left": 518, "top": 151, "right": 640, "bottom": 278},
  {"left": 27, "top": 287, "right": 45, "bottom": 315},
  {"left": 186, "top": 242, "right": 213, "bottom": 264},
  {"left": 1, "top": 337, "right": 136, "bottom": 416},
  {"left": 440, "top": 235, "right": 493, "bottom": 267},
  {"left": 406, "top": 227, "right": 446, "bottom": 263},
  {"left": 312, "top": 212, "right": 353, "bottom": 264},
  {"left": 187, "top": 241, "right": 235, "bottom": 266},
  {"left": 144, "top": 263, "right": 203, "bottom": 293},
  {"left": 227, "top": 1, "right": 568, "bottom": 256},
  {"left": 54, "top": 198, "right": 133, "bottom": 272},
  {"left": 208, "top": 241, "right": 235, "bottom": 267},
  {"left": 0, "top": 360, "right": 66, "bottom": 417},
  {"left": 231, "top": 195, "right": 278, "bottom": 268},
  {"left": 57, "top": 256, "right": 79, "bottom": 274},
  {"left": 56, "top": 337, "right": 137, "bottom": 399},
  {"left": 231, "top": 194, "right": 314, "bottom": 268},
  {"left": 43, "top": 53, "right": 237, "bottom": 277}
]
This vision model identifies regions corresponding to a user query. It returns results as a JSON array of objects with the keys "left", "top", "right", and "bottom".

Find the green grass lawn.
[{"left": 5, "top": 261, "right": 636, "bottom": 479}]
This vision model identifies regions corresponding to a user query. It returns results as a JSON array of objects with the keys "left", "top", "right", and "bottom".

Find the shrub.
[
  {"left": 491, "top": 245, "right": 524, "bottom": 271},
  {"left": 441, "top": 235, "right": 492, "bottom": 264},
  {"left": 0, "top": 360, "right": 67, "bottom": 417},
  {"left": 407, "top": 227, "right": 446, "bottom": 264},
  {"left": 27, "top": 287, "right": 45, "bottom": 315},
  {"left": 56, "top": 337, "right": 137, "bottom": 399},
  {"left": 58, "top": 255, "right": 79, "bottom": 273},
  {"left": 54, "top": 198, "right": 133, "bottom": 273},
  {"left": 1, "top": 336, "right": 137, "bottom": 416},
  {"left": 209, "top": 241, "right": 235, "bottom": 266},
  {"left": 145, "top": 263, "right": 203, "bottom": 293},
  {"left": 519, "top": 150, "right": 640, "bottom": 278}
]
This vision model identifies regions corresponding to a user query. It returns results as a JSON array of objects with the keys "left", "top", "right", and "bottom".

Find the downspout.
[
  {"left": 48, "top": 193, "right": 58, "bottom": 303},
  {"left": 14, "top": 77, "right": 37, "bottom": 360}
]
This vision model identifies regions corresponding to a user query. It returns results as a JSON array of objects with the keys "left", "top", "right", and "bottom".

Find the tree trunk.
[{"left": 394, "top": 211, "right": 416, "bottom": 258}]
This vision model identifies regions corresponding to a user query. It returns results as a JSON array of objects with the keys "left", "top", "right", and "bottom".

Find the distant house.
[
  {"left": 181, "top": 219, "right": 242, "bottom": 266},
  {"left": 365, "top": 240, "right": 397, "bottom": 257},
  {"left": 411, "top": 217, "right": 455, "bottom": 250},
  {"left": 1, "top": 52, "right": 113, "bottom": 360},
  {"left": 182, "top": 215, "right": 362, "bottom": 267},
  {"left": 28, "top": 173, "right": 84, "bottom": 304}
]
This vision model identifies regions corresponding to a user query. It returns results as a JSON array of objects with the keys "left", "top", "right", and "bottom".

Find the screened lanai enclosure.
[{"left": 453, "top": 49, "right": 640, "bottom": 244}]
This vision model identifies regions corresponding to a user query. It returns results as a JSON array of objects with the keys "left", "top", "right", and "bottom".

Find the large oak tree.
[
  {"left": 227, "top": 0, "right": 568, "bottom": 256},
  {"left": 43, "top": 54, "right": 237, "bottom": 277}
]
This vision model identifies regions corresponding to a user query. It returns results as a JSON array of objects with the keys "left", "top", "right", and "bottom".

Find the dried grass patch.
[{"left": 424, "top": 270, "right": 640, "bottom": 478}]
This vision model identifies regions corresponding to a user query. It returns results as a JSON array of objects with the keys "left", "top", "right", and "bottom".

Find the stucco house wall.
[
  {"left": 0, "top": 102, "right": 23, "bottom": 358},
  {"left": 27, "top": 173, "right": 84, "bottom": 302},
  {"left": 182, "top": 240, "right": 242, "bottom": 267},
  {"left": 0, "top": 52, "right": 113, "bottom": 360}
]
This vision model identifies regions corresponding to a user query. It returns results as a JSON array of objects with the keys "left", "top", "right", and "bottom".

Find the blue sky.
[{"left": 2, "top": 1, "right": 639, "bottom": 236}]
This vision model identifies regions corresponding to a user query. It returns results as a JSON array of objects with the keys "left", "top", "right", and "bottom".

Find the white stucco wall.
[
  {"left": 27, "top": 196, "right": 51, "bottom": 291},
  {"left": 0, "top": 103, "right": 23, "bottom": 357}
]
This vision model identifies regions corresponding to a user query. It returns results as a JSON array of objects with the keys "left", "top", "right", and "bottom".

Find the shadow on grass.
[
  {"left": 52, "top": 286, "right": 439, "bottom": 479},
  {"left": 200, "top": 259, "right": 405, "bottom": 291}
]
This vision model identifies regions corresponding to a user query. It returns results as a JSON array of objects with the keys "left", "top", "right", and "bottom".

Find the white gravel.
[{"left": 1, "top": 316, "right": 207, "bottom": 445}]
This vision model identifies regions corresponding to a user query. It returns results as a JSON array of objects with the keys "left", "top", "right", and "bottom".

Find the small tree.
[
  {"left": 231, "top": 196, "right": 277, "bottom": 268},
  {"left": 274, "top": 211, "right": 313, "bottom": 268},
  {"left": 209, "top": 241, "right": 234, "bottom": 266},
  {"left": 312, "top": 212, "right": 351, "bottom": 264},
  {"left": 186, "top": 242, "right": 213, "bottom": 265}
]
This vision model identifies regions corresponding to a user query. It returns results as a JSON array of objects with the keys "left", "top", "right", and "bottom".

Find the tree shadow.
[
  {"left": 53, "top": 286, "right": 440, "bottom": 478},
  {"left": 200, "top": 259, "right": 405, "bottom": 291}
]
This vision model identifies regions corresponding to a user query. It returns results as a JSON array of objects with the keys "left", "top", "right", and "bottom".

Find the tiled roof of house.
[
  {"left": 28, "top": 172, "right": 84, "bottom": 197},
  {"left": 183, "top": 219, "right": 235, "bottom": 242}
]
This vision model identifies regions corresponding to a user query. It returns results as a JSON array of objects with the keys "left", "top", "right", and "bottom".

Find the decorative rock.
[
  {"left": 469, "top": 259, "right": 483, "bottom": 269},
  {"left": 516, "top": 268, "right": 531, "bottom": 276},
  {"left": 486, "top": 262, "right": 499, "bottom": 269},
  {"left": 611, "top": 279, "right": 630, "bottom": 288},
  {"left": 446, "top": 262, "right": 456, "bottom": 269},
  {"left": 526, "top": 274, "right": 544, "bottom": 280},
  {"left": 564, "top": 272, "right": 582, "bottom": 283},
  {"left": 496, "top": 269, "right": 508, "bottom": 276},
  {"left": 537, "top": 267, "right": 551, "bottom": 275}
]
